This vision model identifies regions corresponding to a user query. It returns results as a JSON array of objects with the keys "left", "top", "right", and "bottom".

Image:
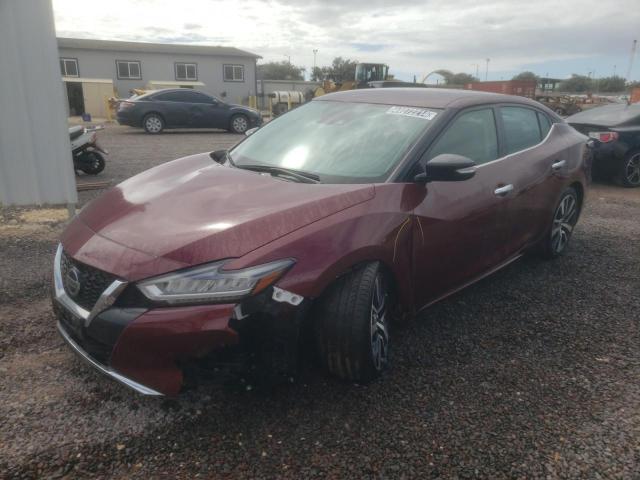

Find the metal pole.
[
  {"left": 313, "top": 49, "right": 318, "bottom": 81},
  {"left": 626, "top": 39, "right": 637, "bottom": 82},
  {"left": 485, "top": 58, "right": 490, "bottom": 81}
]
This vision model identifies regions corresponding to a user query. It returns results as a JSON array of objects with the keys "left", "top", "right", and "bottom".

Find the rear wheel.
[
  {"left": 615, "top": 150, "right": 640, "bottom": 187},
  {"left": 79, "top": 151, "right": 105, "bottom": 175},
  {"left": 315, "top": 262, "right": 391, "bottom": 382},
  {"left": 143, "top": 113, "right": 164, "bottom": 134},
  {"left": 539, "top": 187, "right": 580, "bottom": 258}
]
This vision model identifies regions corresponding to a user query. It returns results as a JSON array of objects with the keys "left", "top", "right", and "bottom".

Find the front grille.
[
  {"left": 54, "top": 304, "right": 113, "bottom": 364},
  {"left": 60, "top": 251, "right": 118, "bottom": 311}
]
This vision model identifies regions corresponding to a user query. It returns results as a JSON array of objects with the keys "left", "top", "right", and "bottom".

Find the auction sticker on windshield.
[{"left": 386, "top": 106, "right": 438, "bottom": 120}]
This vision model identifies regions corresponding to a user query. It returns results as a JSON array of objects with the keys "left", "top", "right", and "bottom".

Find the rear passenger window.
[
  {"left": 428, "top": 108, "right": 498, "bottom": 165},
  {"left": 537, "top": 112, "right": 551, "bottom": 138},
  {"left": 500, "top": 106, "right": 542, "bottom": 154}
]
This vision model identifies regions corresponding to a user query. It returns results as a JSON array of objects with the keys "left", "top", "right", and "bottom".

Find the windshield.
[
  {"left": 230, "top": 101, "right": 439, "bottom": 183},
  {"left": 355, "top": 64, "right": 389, "bottom": 82}
]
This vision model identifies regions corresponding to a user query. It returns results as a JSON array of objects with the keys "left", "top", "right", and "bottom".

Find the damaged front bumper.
[{"left": 52, "top": 245, "right": 307, "bottom": 396}]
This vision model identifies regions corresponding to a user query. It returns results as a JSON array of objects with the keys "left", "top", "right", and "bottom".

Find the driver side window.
[{"left": 427, "top": 108, "right": 499, "bottom": 165}]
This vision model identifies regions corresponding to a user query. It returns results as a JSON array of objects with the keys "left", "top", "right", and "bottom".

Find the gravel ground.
[{"left": 1, "top": 124, "right": 639, "bottom": 479}]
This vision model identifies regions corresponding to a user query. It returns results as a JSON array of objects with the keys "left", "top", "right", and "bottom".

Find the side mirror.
[
  {"left": 245, "top": 127, "right": 259, "bottom": 137},
  {"left": 209, "top": 149, "right": 229, "bottom": 164},
  {"left": 415, "top": 154, "right": 477, "bottom": 183}
]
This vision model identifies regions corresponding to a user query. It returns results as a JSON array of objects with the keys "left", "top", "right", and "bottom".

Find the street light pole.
[
  {"left": 471, "top": 63, "right": 479, "bottom": 79},
  {"left": 485, "top": 58, "right": 490, "bottom": 81}
]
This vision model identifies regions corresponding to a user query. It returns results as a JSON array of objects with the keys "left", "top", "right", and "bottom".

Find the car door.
[
  {"left": 152, "top": 91, "right": 191, "bottom": 127},
  {"left": 411, "top": 106, "right": 512, "bottom": 308},
  {"left": 496, "top": 106, "right": 568, "bottom": 255},
  {"left": 183, "top": 91, "right": 228, "bottom": 128}
]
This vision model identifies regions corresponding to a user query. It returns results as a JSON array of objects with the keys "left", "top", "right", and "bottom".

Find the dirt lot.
[{"left": 1, "top": 124, "right": 639, "bottom": 479}]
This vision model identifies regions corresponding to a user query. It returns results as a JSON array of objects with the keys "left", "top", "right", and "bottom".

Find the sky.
[{"left": 53, "top": 0, "right": 640, "bottom": 83}]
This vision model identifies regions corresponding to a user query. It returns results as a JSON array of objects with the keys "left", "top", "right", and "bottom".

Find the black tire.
[
  {"left": 143, "top": 113, "right": 164, "bottom": 134},
  {"left": 614, "top": 150, "right": 640, "bottom": 188},
  {"left": 538, "top": 187, "right": 580, "bottom": 259},
  {"left": 315, "top": 262, "right": 391, "bottom": 382},
  {"left": 79, "top": 151, "right": 105, "bottom": 175},
  {"left": 554, "top": 107, "right": 565, "bottom": 116},
  {"left": 230, "top": 114, "right": 249, "bottom": 134}
]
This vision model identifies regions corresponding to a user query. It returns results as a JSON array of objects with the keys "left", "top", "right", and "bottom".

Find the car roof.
[
  {"left": 566, "top": 103, "right": 640, "bottom": 127},
  {"left": 314, "top": 87, "right": 545, "bottom": 110}
]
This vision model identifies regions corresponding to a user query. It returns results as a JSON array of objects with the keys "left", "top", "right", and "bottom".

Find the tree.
[
  {"left": 257, "top": 61, "right": 305, "bottom": 81},
  {"left": 328, "top": 57, "right": 359, "bottom": 83},
  {"left": 448, "top": 72, "right": 477, "bottom": 85},
  {"left": 559, "top": 74, "right": 592, "bottom": 93},
  {"left": 433, "top": 69, "right": 477, "bottom": 85},
  {"left": 512, "top": 71, "right": 538, "bottom": 81},
  {"left": 596, "top": 75, "right": 626, "bottom": 92}
]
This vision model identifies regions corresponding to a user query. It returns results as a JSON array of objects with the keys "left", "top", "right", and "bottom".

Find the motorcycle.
[{"left": 69, "top": 125, "right": 108, "bottom": 175}]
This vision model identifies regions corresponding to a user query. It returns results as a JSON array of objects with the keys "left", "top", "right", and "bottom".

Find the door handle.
[
  {"left": 494, "top": 184, "right": 514, "bottom": 197},
  {"left": 552, "top": 159, "right": 566, "bottom": 171}
]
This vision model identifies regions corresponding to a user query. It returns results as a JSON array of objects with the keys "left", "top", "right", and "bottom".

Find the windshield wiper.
[{"left": 236, "top": 164, "right": 320, "bottom": 183}]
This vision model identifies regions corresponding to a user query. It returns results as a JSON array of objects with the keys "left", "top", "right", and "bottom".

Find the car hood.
[
  {"left": 228, "top": 104, "right": 260, "bottom": 116},
  {"left": 76, "top": 153, "right": 374, "bottom": 268}
]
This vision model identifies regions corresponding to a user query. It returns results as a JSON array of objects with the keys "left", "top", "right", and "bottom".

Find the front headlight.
[{"left": 137, "top": 258, "right": 294, "bottom": 305}]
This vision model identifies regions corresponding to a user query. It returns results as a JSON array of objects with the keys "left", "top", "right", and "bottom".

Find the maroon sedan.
[{"left": 53, "top": 89, "right": 590, "bottom": 396}]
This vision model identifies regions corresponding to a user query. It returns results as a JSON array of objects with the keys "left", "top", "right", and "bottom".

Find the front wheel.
[
  {"left": 230, "top": 114, "right": 249, "bottom": 134},
  {"left": 79, "top": 151, "right": 105, "bottom": 175},
  {"left": 538, "top": 187, "right": 580, "bottom": 258},
  {"left": 615, "top": 150, "right": 640, "bottom": 187},
  {"left": 315, "top": 262, "right": 391, "bottom": 382}
]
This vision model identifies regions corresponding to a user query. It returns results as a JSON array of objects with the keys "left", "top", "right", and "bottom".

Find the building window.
[
  {"left": 175, "top": 62, "right": 197, "bottom": 81},
  {"left": 223, "top": 64, "right": 244, "bottom": 82},
  {"left": 60, "top": 58, "right": 79, "bottom": 77},
  {"left": 116, "top": 60, "right": 142, "bottom": 79}
]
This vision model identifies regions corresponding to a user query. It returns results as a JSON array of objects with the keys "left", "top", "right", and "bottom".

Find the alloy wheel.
[
  {"left": 145, "top": 116, "right": 162, "bottom": 133},
  {"left": 370, "top": 274, "right": 389, "bottom": 371},
  {"left": 233, "top": 116, "right": 248, "bottom": 133},
  {"left": 625, "top": 153, "right": 640, "bottom": 186},
  {"left": 551, "top": 193, "right": 577, "bottom": 254}
]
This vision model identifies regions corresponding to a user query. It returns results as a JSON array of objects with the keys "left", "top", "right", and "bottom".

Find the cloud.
[
  {"left": 52, "top": 0, "right": 640, "bottom": 81},
  {"left": 350, "top": 43, "right": 386, "bottom": 53},
  {"left": 183, "top": 23, "right": 202, "bottom": 30}
]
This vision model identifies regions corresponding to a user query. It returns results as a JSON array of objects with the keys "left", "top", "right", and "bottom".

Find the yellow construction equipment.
[{"left": 314, "top": 63, "right": 390, "bottom": 97}]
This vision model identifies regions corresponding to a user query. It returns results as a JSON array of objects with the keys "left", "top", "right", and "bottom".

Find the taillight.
[
  {"left": 588, "top": 131, "right": 619, "bottom": 143},
  {"left": 119, "top": 101, "right": 135, "bottom": 110}
]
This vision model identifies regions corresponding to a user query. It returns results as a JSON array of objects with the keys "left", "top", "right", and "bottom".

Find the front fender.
[{"left": 225, "top": 189, "right": 416, "bottom": 310}]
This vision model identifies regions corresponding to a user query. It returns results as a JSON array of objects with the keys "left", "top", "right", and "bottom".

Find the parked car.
[
  {"left": 566, "top": 103, "right": 640, "bottom": 187},
  {"left": 116, "top": 88, "right": 262, "bottom": 134},
  {"left": 53, "top": 88, "right": 590, "bottom": 396}
]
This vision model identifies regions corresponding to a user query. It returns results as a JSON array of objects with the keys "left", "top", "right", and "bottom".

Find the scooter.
[{"left": 69, "top": 125, "right": 108, "bottom": 175}]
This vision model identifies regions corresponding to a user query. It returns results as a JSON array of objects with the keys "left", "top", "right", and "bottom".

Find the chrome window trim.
[{"left": 475, "top": 115, "right": 558, "bottom": 169}]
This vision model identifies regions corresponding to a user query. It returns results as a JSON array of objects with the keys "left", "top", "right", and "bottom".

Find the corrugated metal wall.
[{"left": 0, "top": 0, "right": 77, "bottom": 206}]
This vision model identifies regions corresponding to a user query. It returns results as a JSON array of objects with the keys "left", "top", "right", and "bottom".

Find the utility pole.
[
  {"left": 626, "top": 39, "right": 637, "bottom": 82},
  {"left": 284, "top": 54, "right": 291, "bottom": 65},
  {"left": 485, "top": 58, "right": 490, "bottom": 81},
  {"left": 312, "top": 49, "right": 318, "bottom": 81},
  {"left": 613, "top": 64, "right": 617, "bottom": 77},
  {"left": 471, "top": 63, "right": 479, "bottom": 79}
]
